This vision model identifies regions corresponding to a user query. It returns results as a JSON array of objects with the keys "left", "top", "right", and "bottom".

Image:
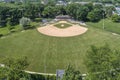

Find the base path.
[{"left": 37, "top": 21, "right": 88, "bottom": 37}]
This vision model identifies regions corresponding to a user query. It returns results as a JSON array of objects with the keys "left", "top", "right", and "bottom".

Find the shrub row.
[{"left": 30, "top": 74, "right": 56, "bottom": 80}]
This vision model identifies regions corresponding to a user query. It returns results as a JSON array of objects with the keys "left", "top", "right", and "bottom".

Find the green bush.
[
  {"left": 87, "top": 9, "right": 103, "bottom": 22},
  {"left": 30, "top": 74, "right": 56, "bottom": 80},
  {"left": 0, "top": 34, "right": 3, "bottom": 37},
  {"left": 20, "top": 17, "right": 31, "bottom": 30},
  {"left": 111, "top": 14, "right": 120, "bottom": 22},
  {"left": 34, "top": 18, "right": 42, "bottom": 22},
  {"left": 16, "top": 2, "right": 22, "bottom": 5}
]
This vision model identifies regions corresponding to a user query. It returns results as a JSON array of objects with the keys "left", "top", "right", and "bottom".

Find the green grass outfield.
[{"left": 0, "top": 26, "right": 120, "bottom": 73}]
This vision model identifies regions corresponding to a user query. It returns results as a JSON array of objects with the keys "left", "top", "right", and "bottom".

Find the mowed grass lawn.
[
  {"left": 86, "top": 19, "right": 120, "bottom": 34},
  {"left": 0, "top": 26, "right": 120, "bottom": 73}
]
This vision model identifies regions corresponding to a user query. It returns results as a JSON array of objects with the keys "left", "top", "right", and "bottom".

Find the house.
[
  {"left": 115, "top": 7, "right": 120, "bottom": 16},
  {"left": 105, "top": 4, "right": 114, "bottom": 7},
  {"left": 0, "top": 0, "right": 24, "bottom": 3},
  {"left": 4, "top": 0, "right": 14, "bottom": 3},
  {"left": 74, "top": 2, "right": 89, "bottom": 5},
  {"left": 93, "top": 2, "right": 103, "bottom": 6},
  {"left": 0, "top": 0, "right": 4, "bottom": 2},
  {"left": 41, "top": 0, "right": 48, "bottom": 5},
  {"left": 56, "top": 0, "right": 67, "bottom": 6}
]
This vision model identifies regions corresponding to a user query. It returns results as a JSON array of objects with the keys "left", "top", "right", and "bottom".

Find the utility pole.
[
  {"left": 44, "top": 0, "right": 48, "bottom": 5},
  {"left": 102, "top": 2, "right": 105, "bottom": 30},
  {"left": 103, "top": 12, "right": 105, "bottom": 30}
]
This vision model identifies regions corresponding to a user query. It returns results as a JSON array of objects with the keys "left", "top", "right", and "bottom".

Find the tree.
[
  {"left": 87, "top": 8, "right": 104, "bottom": 22},
  {"left": 62, "top": 65, "right": 82, "bottom": 80},
  {"left": 20, "top": 17, "right": 31, "bottom": 30},
  {"left": 111, "top": 14, "right": 120, "bottom": 22},
  {"left": 76, "top": 6, "right": 90, "bottom": 21},
  {"left": 23, "top": 3, "right": 44, "bottom": 19},
  {"left": 42, "top": 5, "right": 58, "bottom": 18},
  {"left": 87, "top": 5, "right": 104, "bottom": 22},
  {"left": 105, "top": 6, "right": 115, "bottom": 18},
  {"left": 66, "top": 3, "right": 93, "bottom": 21},
  {"left": 87, "top": 11, "right": 96, "bottom": 22},
  {"left": 0, "top": 6, "right": 22, "bottom": 27},
  {"left": 56, "top": 6, "right": 67, "bottom": 15},
  {"left": 0, "top": 6, "right": 10, "bottom": 27},
  {"left": 8, "top": 8, "right": 22, "bottom": 25},
  {"left": 0, "top": 57, "right": 30, "bottom": 80},
  {"left": 65, "top": 3, "right": 78, "bottom": 18},
  {"left": 85, "top": 44, "right": 120, "bottom": 80}
]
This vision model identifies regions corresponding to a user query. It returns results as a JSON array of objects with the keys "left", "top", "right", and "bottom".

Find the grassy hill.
[
  {"left": 0, "top": 26, "right": 120, "bottom": 73},
  {"left": 86, "top": 19, "right": 120, "bottom": 34}
]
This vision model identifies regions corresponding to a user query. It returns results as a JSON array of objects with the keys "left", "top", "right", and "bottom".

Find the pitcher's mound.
[{"left": 37, "top": 21, "right": 88, "bottom": 37}]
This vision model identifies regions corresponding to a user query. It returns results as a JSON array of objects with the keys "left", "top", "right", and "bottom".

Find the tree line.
[{"left": 0, "top": 2, "right": 118, "bottom": 27}]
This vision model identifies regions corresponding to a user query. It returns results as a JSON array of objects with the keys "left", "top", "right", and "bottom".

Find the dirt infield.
[{"left": 37, "top": 21, "right": 88, "bottom": 37}]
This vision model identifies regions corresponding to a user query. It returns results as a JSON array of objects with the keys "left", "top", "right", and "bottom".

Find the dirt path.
[{"left": 25, "top": 70, "right": 56, "bottom": 75}]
